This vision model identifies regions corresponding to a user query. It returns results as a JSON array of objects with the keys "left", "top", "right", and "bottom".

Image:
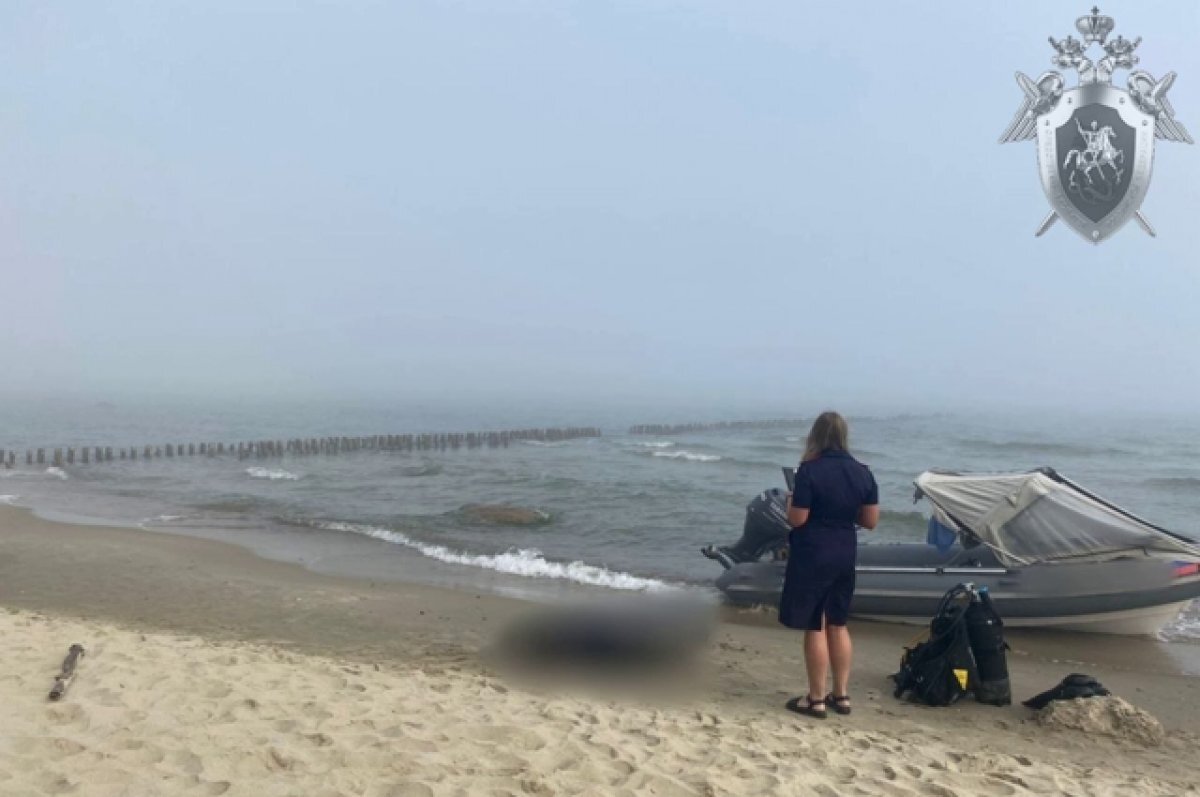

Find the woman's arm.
[
  {"left": 787, "top": 504, "right": 810, "bottom": 529},
  {"left": 857, "top": 504, "right": 880, "bottom": 530}
]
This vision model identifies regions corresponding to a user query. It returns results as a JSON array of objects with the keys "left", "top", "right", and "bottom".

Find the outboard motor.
[{"left": 702, "top": 488, "right": 790, "bottom": 569}]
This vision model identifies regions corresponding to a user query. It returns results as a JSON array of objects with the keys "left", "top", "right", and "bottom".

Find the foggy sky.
[{"left": 3, "top": 1, "right": 1198, "bottom": 416}]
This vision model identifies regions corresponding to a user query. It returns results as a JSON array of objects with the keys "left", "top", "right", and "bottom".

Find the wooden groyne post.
[{"left": 4, "top": 426, "right": 604, "bottom": 471}]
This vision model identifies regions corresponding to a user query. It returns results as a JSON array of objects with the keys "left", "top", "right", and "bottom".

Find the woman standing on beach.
[{"left": 780, "top": 411, "right": 879, "bottom": 719}]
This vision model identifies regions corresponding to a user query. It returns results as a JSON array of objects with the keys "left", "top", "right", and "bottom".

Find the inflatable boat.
[{"left": 702, "top": 468, "right": 1200, "bottom": 635}]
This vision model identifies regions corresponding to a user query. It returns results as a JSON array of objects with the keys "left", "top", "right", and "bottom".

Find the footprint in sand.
[
  {"left": 88, "top": 687, "right": 128, "bottom": 708},
  {"left": 304, "top": 732, "right": 334, "bottom": 747},
  {"left": 265, "top": 746, "right": 302, "bottom": 772},
  {"left": 460, "top": 724, "right": 546, "bottom": 752},
  {"left": 299, "top": 700, "right": 333, "bottom": 721},
  {"left": 980, "top": 776, "right": 1019, "bottom": 796},
  {"left": 11, "top": 736, "right": 87, "bottom": 758},
  {"left": 117, "top": 739, "right": 166, "bottom": 766},
  {"left": 987, "top": 771, "right": 1032, "bottom": 791},
  {"left": 169, "top": 749, "right": 205, "bottom": 775},
  {"left": 394, "top": 737, "right": 439, "bottom": 754},
  {"left": 40, "top": 774, "right": 79, "bottom": 795},
  {"left": 827, "top": 764, "right": 857, "bottom": 783},
  {"left": 366, "top": 784, "right": 434, "bottom": 797},
  {"left": 860, "top": 780, "right": 920, "bottom": 797},
  {"left": 44, "top": 702, "right": 89, "bottom": 730}
]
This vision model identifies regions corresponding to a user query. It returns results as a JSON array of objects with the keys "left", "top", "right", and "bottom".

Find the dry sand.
[{"left": 3, "top": 505, "right": 1200, "bottom": 796}]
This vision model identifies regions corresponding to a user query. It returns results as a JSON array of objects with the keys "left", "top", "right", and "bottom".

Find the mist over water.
[{"left": 3, "top": 399, "right": 1199, "bottom": 639}]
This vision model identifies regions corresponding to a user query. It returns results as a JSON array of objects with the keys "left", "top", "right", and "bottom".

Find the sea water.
[{"left": 2, "top": 398, "right": 1199, "bottom": 639}]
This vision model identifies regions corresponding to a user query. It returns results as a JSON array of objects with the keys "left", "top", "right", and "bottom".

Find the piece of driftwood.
[{"left": 48, "top": 644, "right": 85, "bottom": 701}]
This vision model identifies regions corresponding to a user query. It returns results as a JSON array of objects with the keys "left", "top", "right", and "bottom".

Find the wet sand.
[{"left": 2, "top": 505, "right": 1199, "bottom": 796}]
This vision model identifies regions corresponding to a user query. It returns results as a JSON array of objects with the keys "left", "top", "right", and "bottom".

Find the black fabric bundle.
[{"left": 1022, "top": 673, "right": 1111, "bottom": 709}]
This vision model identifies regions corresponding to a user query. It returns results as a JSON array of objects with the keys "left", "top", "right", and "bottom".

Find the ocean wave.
[
  {"left": 245, "top": 467, "right": 300, "bottom": 481},
  {"left": 0, "top": 467, "right": 70, "bottom": 481},
  {"left": 136, "top": 513, "right": 189, "bottom": 530},
  {"left": 633, "top": 441, "right": 675, "bottom": 449},
  {"left": 1159, "top": 599, "right": 1200, "bottom": 643},
  {"left": 1144, "top": 477, "right": 1200, "bottom": 490},
  {"left": 193, "top": 496, "right": 278, "bottom": 514},
  {"left": 316, "top": 521, "right": 680, "bottom": 592},
  {"left": 651, "top": 450, "right": 722, "bottom": 463},
  {"left": 457, "top": 504, "right": 552, "bottom": 526},
  {"left": 0, "top": 494, "right": 19, "bottom": 505},
  {"left": 957, "top": 438, "right": 1126, "bottom": 457},
  {"left": 878, "top": 509, "right": 929, "bottom": 539},
  {"left": 398, "top": 463, "right": 443, "bottom": 477}
]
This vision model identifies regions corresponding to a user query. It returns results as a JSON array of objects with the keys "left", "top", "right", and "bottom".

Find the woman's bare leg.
[
  {"left": 803, "top": 625, "right": 829, "bottom": 701},
  {"left": 826, "top": 623, "right": 852, "bottom": 699}
]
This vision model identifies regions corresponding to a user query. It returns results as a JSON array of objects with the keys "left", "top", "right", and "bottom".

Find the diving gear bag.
[{"left": 892, "top": 584, "right": 978, "bottom": 706}]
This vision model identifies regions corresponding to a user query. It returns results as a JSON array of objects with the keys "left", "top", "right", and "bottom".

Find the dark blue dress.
[{"left": 778, "top": 449, "right": 879, "bottom": 631}]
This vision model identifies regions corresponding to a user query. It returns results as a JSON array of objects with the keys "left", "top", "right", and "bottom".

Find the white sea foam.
[
  {"left": 651, "top": 450, "right": 721, "bottom": 463},
  {"left": 0, "top": 494, "right": 19, "bottom": 505},
  {"left": 316, "top": 521, "right": 680, "bottom": 593},
  {"left": 1, "top": 468, "right": 70, "bottom": 481},
  {"left": 137, "top": 514, "right": 188, "bottom": 530},
  {"left": 633, "top": 441, "right": 675, "bottom": 449},
  {"left": 245, "top": 467, "right": 300, "bottom": 481},
  {"left": 1160, "top": 599, "right": 1200, "bottom": 643}
]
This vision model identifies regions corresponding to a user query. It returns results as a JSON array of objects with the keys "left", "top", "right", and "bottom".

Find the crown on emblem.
[{"left": 1075, "top": 6, "right": 1114, "bottom": 45}]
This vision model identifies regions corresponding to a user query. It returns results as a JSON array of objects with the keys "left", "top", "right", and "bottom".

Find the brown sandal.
[
  {"left": 826, "top": 693, "right": 851, "bottom": 715},
  {"left": 785, "top": 695, "right": 827, "bottom": 719}
]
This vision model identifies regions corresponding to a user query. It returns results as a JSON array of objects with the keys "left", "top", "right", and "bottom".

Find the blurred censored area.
[{"left": 486, "top": 594, "right": 716, "bottom": 697}]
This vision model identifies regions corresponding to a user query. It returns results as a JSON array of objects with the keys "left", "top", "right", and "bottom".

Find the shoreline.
[{"left": 4, "top": 504, "right": 1200, "bottom": 794}]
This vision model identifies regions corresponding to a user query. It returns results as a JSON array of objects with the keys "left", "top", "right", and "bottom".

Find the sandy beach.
[{"left": 3, "top": 504, "right": 1200, "bottom": 797}]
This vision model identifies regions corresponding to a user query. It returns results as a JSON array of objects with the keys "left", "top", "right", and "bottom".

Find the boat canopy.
[{"left": 914, "top": 468, "right": 1200, "bottom": 567}]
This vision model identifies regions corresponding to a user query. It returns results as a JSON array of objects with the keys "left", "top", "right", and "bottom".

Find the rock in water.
[
  {"left": 460, "top": 504, "right": 552, "bottom": 526},
  {"left": 1035, "top": 696, "right": 1165, "bottom": 747}
]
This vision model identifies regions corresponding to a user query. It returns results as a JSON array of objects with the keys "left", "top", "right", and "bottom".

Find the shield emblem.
[{"left": 1036, "top": 83, "right": 1155, "bottom": 243}]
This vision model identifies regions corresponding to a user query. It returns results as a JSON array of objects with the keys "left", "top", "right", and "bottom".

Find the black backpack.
[{"left": 892, "top": 584, "right": 979, "bottom": 706}]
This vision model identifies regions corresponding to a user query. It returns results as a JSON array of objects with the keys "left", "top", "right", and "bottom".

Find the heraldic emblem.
[{"left": 999, "top": 8, "right": 1192, "bottom": 243}]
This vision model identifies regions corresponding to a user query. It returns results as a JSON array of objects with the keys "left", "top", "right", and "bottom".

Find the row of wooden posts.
[
  {"left": 0, "top": 427, "right": 602, "bottom": 469},
  {"left": 629, "top": 418, "right": 806, "bottom": 435}
]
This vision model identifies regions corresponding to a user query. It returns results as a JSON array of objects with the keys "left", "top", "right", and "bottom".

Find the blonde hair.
[{"left": 802, "top": 411, "right": 849, "bottom": 462}]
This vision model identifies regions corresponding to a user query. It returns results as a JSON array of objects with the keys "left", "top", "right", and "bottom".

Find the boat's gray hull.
[{"left": 715, "top": 543, "right": 1200, "bottom": 635}]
